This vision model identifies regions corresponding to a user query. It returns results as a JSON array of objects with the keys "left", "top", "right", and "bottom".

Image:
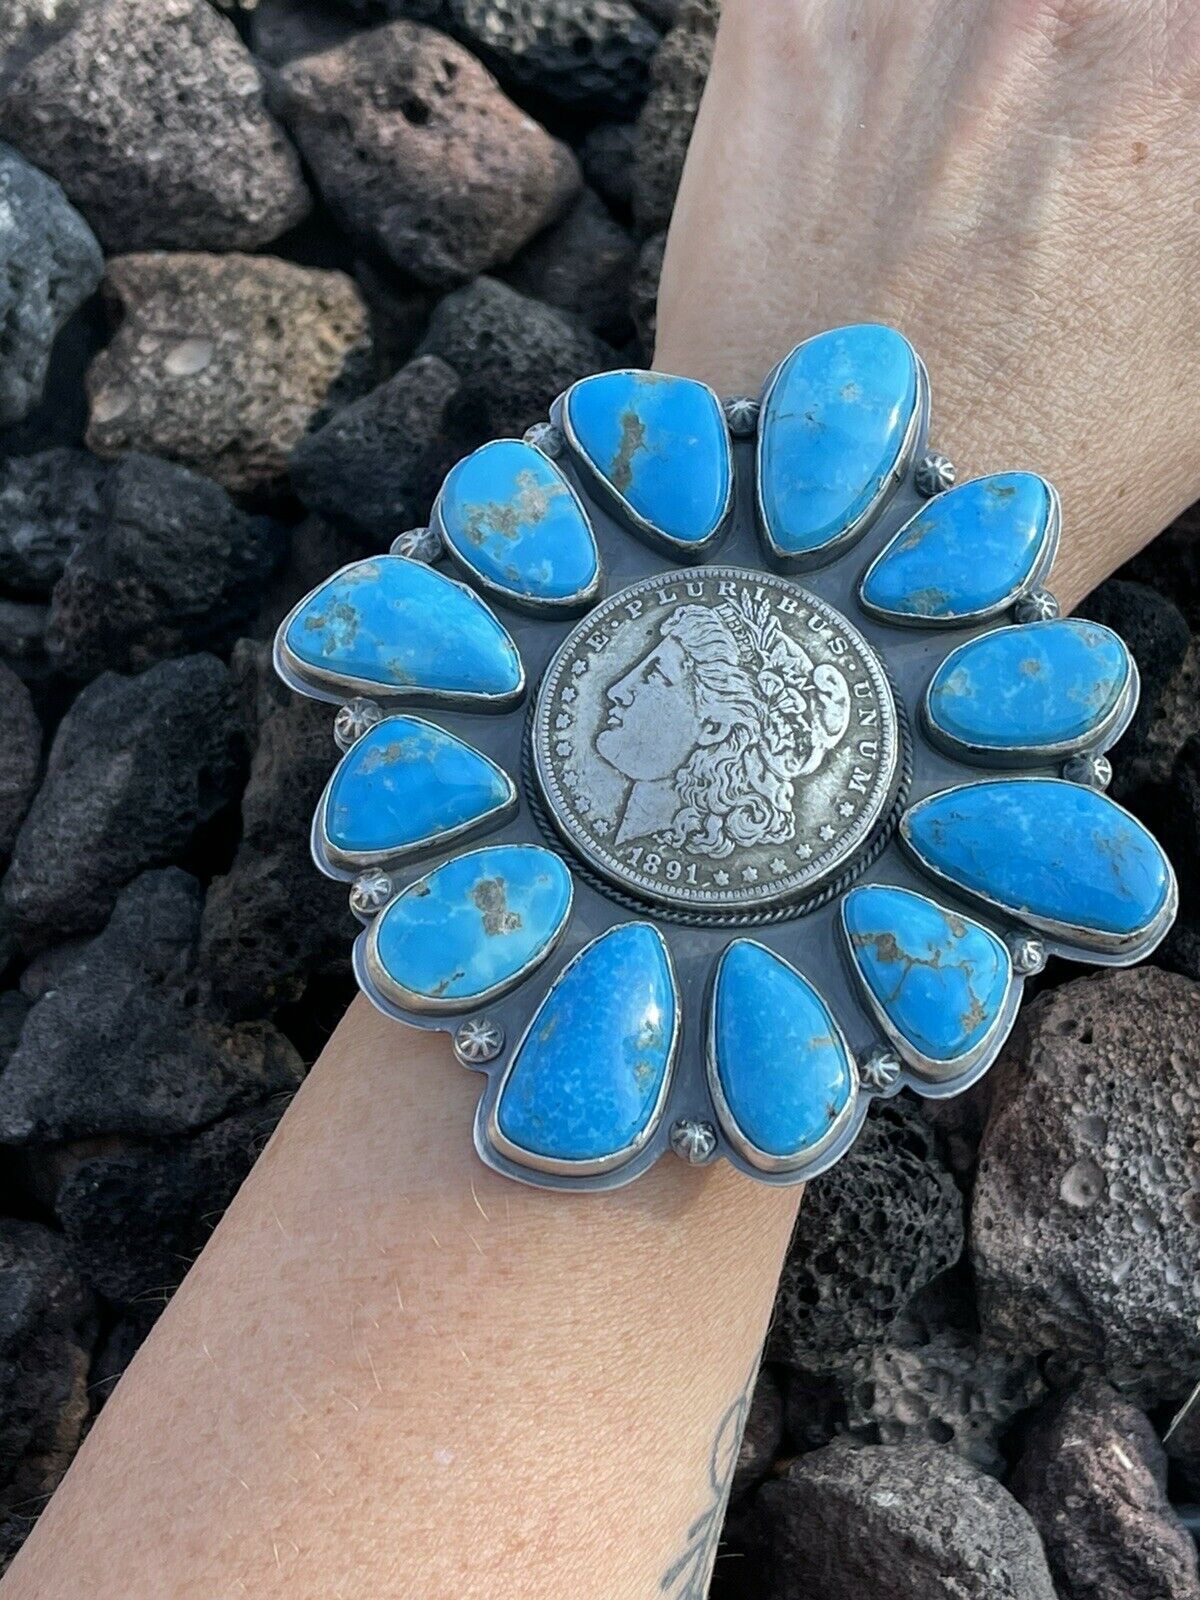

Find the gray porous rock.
[
  {"left": 45, "top": 453, "right": 286, "bottom": 677},
  {"left": 768, "top": 1099, "right": 964, "bottom": 1373},
  {"left": 0, "top": 663, "right": 40, "bottom": 860},
  {"left": 3, "top": 653, "right": 241, "bottom": 944},
  {"left": 0, "top": 1220, "right": 93, "bottom": 1564},
  {"left": 0, "top": 0, "right": 310, "bottom": 252},
  {"left": 0, "top": 868, "right": 304, "bottom": 1143},
  {"left": 0, "top": 143, "right": 102, "bottom": 427},
  {"left": 505, "top": 188, "right": 636, "bottom": 343},
  {"left": 416, "top": 275, "right": 614, "bottom": 439},
  {"left": 289, "top": 355, "right": 462, "bottom": 545},
  {"left": 742, "top": 1441, "right": 1057, "bottom": 1600},
  {"left": 632, "top": 0, "right": 719, "bottom": 234},
  {"left": 85, "top": 253, "right": 372, "bottom": 495},
  {"left": 440, "top": 0, "right": 660, "bottom": 117},
  {"left": 579, "top": 121, "right": 639, "bottom": 214},
  {"left": 0, "top": 449, "right": 106, "bottom": 594},
  {"left": 1011, "top": 1379, "right": 1200, "bottom": 1600},
  {"left": 970, "top": 967, "right": 1200, "bottom": 1406},
  {"left": 273, "top": 22, "right": 580, "bottom": 288},
  {"left": 629, "top": 229, "right": 665, "bottom": 356},
  {"left": 198, "top": 641, "right": 353, "bottom": 1019},
  {"left": 54, "top": 1097, "right": 288, "bottom": 1304}
]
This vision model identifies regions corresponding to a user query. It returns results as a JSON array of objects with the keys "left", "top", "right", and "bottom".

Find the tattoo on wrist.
[{"left": 658, "top": 1356, "right": 759, "bottom": 1597}]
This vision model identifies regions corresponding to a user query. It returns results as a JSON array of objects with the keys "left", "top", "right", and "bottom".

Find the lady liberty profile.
[{"left": 596, "top": 591, "right": 852, "bottom": 858}]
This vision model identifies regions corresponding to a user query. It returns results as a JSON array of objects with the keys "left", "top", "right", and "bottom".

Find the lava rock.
[
  {"left": 0, "top": 1220, "right": 93, "bottom": 1563},
  {"left": 0, "top": 663, "right": 40, "bottom": 859},
  {"left": 55, "top": 1097, "right": 288, "bottom": 1304},
  {"left": 0, "top": 0, "right": 85, "bottom": 81},
  {"left": 0, "top": 869, "right": 304, "bottom": 1143},
  {"left": 1011, "top": 1379, "right": 1200, "bottom": 1600},
  {"left": 248, "top": 0, "right": 357, "bottom": 65},
  {"left": 579, "top": 121, "right": 639, "bottom": 215},
  {"left": 632, "top": 0, "right": 718, "bottom": 234},
  {"left": 0, "top": 449, "right": 106, "bottom": 595},
  {"left": 505, "top": 188, "right": 636, "bottom": 344},
  {"left": 86, "top": 253, "right": 373, "bottom": 495},
  {"left": 45, "top": 453, "right": 286, "bottom": 678},
  {"left": 3, "top": 653, "right": 241, "bottom": 944},
  {"left": 198, "top": 641, "right": 352, "bottom": 1018},
  {"left": 416, "top": 275, "right": 614, "bottom": 439},
  {"left": 273, "top": 22, "right": 580, "bottom": 288},
  {"left": 289, "top": 354, "right": 462, "bottom": 545},
  {"left": 630, "top": 229, "right": 665, "bottom": 356},
  {"left": 971, "top": 967, "right": 1200, "bottom": 1405},
  {"left": 1122, "top": 504, "right": 1200, "bottom": 629},
  {"left": 769, "top": 1099, "right": 964, "bottom": 1373},
  {"left": 0, "top": 0, "right": 310, "bottom": 252},
  {"left": 731, "top": 1365, "right": 784, "bottom": 1502},
  {"left": 0, "top": 143, "right": 102, "bottom": 427},
  {"left": 742, "top": 1441, "right": 1056, "bottom": 1600},
  {"left": 0, "top": 600, "right": 50, "bottom": 683},
  {"left": 441, "top": 0, "right": 659, "bottom": 117}
]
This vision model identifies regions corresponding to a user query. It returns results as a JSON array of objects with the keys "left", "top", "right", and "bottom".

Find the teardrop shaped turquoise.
[
  {"left": 492, "top": 923, "right": 677, "bottom": 1172},
  {"left": 861, "top": 472, "right": 1054, "bottom": 623},
  {"left": 902, "top": 780, "right": 1174, "bottom": 953},
  {"left": 926, "top": 619, "right": 1131, "bottom": 758},
  {"left": 709, "top": 940, "right": 855, "bottom": 1170},
  {"left": 757, "top": 324, "right": 920, "bottom": 562},
  {"left": 365, "top": 845, "right": 571, "bottom": 1013},
  {"left": 841, "top": 885, "right": 1012, "bottom": 1076},
  {"left": 563, "top": 370, "right": 732, "bottom": 549},
  {"left": 436, "top": 439, "right": 600, "bottom": 609},
  {"left": 321, "top": 716, "right": 515, "bottom": 868},
  {"left": 282, "top": 556, "right": 523, "bottom": 706}
]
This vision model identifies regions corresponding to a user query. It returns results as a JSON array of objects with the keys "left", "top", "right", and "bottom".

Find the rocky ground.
[{"left": 0, "top": 1, "right": 1196, "bottom": 1593}]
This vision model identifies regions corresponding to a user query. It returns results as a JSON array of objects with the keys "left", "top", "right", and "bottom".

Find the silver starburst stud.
[
  {"left": 349, "top": 869, "right": 394, "bottom": 920},
  {"left": 523, "top": 421, "right": 565, "bottom": 458},
  {"left": 454, "top": 1017, "right": 504, "bottom": 1066},
  {"left": 1062, "top": 752, "right": 1113, "bottom": 790},
  {"left": 670, "top": 1118, "right": 718, "bottom": 1164},
  {"left": 723, "top": 396, "right": 760, "bottom": 438},
  {"left": 1014, "top": 587, "right": 1060, "bottom": 623},
  {"left": 390, "top": 525, "right": 444, "bottom": 563},
  {"left": 914, "top": 451, "right": 956, "bottom": 497},
  {"left": 1006, "top": 931, "right": 1047, "bottom": 976},
  {"left": 859, "top": 1050, "right": 902, "bottom": 1091},
  {"left": 334, "top": 696, "right": 384, "bottom": 752}
]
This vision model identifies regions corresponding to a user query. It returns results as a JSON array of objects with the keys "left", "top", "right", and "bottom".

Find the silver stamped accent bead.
[
  {"left": 914, "top": 451, "right": 956, "bottom": 497},
  {"left": 454, "top": 1017, "right": 504, "bottom": 1066},
  {"left": 523, "top": 421, "right": 564, "bottom": 458},
  {"left": 349, "top": 869, "right": 394, "bottom": 919},
  {"left": 722, "top": 396, "right": 760, "bottom": 438},
  {"left": 390, "top": 525, "right": 443, "bottom": 563},
  {"left": 1007, "top": 932, "right": 1047, "bottom": 976},
  {"left": 1014, "top": 587, "right": 1060, "bottom": 623},
  {"left": 334, "top": 696, "right": 384, "bottom": 752},
  {"left": 1062, "top": 752, "right": 1112, "bottom": 790},
  {"left": 670, "top": 1118, "right": 718, "bottom": 1165},
  {"left": 859, "top": 1051, "right": 902, "bottom": 1091}
]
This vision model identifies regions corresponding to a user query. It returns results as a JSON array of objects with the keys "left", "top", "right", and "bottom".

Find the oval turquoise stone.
[
  {"left": 861, "top": 472, "right": 1053, "bottom": 622},
  {"left": 437, "top": 439, "right": 599, "bottom": 606},
  {"left": 369, "top": 845, "right": 571, "bottom": 1011},
  {"left": 842, "top": 885, "right": 1011, "bottom": 1071},
  {"left": 563, "top": 370, "right": 731, "bottom": 547},
  {"left": 926, "top": 619, "right": 1131, "bottom": 757},
  {"left": 323, "top": 716, "right": 514, "bottom": 862},
  {"left": 709, "top": 940, "right": 854, "bottom": 1165},
  {"left": 283, "top": 556, "right": 523, "bottom": 703},
  {"left": 495, "top": 923, "right": 676, "bottom": 1167},
  {"left": 902, "top": 780, "right": 1172, "bottom": 948},
  {"left": 757, "top": 324, "right": 918, "bottom": 559}
]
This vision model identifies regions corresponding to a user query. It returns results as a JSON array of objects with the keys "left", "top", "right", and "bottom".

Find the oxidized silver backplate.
[{"left": 533, "top": 567, "right": 898, "bottom": 913}]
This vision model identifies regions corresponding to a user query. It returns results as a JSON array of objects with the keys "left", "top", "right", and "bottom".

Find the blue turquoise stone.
[
  {"left": 370, "top": 845, "right": 571, "bottom": 1010},
  {"left": 862, "top": 472, "right": 1053, "bottom": 621},
  {"left": 710, "top": 941, "right": 854, "bottom": 1163},
  {"left": 842, "top": 885, "right": 1011, "bottom": 1069},
  {"left": 926, "top": 619, "right": 1131, "bottom": 756},
  {"left": 284, "top": 556, "right": 523, "bottom": 703},
  {"left": 758, "top": 324, "right": 919, "bottom": 559},
  {"left": 564, "top": 370, "right": 731, "bottom": 546},
  {"left": 903, "top": 780, "right": 1172, "bottom": 946},
  {"left": 437, "top": 439, "right": 599, "bottom": 606},
  {"left": 495, "top": 923, "right": 676, "bottom": 1165},
  {"left": 324, "top": 716, "right": 514, "bottom": 861}
]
